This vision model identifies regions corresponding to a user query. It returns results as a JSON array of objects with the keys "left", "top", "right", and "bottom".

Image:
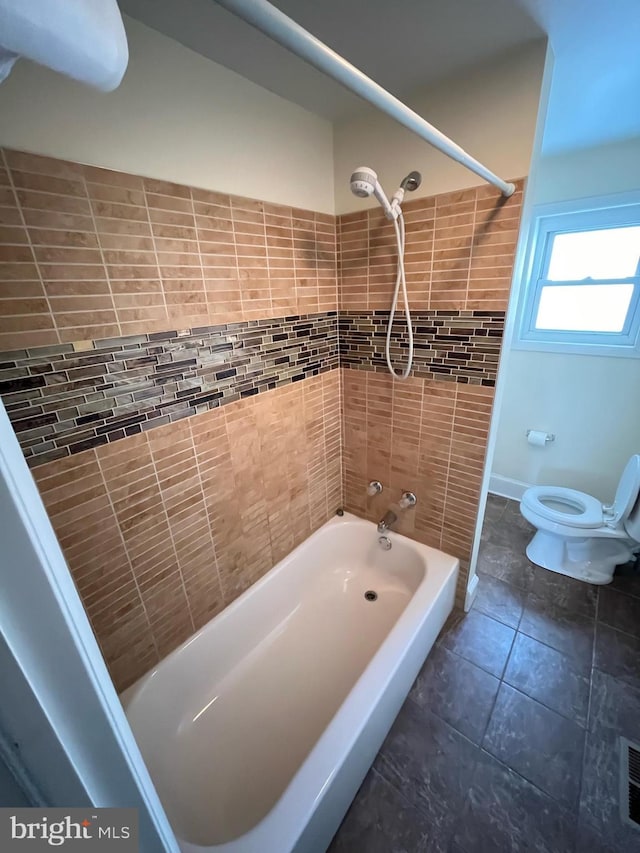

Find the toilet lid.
[
  {"left": 611, "top": 454, "right": 640, "bottom": 525},
  {"left": 521, "top": 486, "right": 604, "bottom": 529}
]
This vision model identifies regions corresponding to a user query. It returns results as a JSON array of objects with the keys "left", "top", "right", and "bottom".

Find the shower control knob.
[
  {"left": 367, "top": 480, "right": 383, "bottom": 496},
  {"left": 399, "top": 491, "right": 417, "bottom": 509}
]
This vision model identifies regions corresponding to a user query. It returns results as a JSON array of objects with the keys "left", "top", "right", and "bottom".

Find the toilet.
[{"left": 520, "top": 454, "right": 640, "bottom": 584}]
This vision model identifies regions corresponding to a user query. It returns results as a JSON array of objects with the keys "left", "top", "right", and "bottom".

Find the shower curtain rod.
[{"left": 214, "top": 0, "right": 516, "bottom": 197}]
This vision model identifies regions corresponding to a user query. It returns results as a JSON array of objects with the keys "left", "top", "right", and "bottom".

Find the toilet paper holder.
[{"left": 526, "top": 429, "right": 555, "bottom": 444}]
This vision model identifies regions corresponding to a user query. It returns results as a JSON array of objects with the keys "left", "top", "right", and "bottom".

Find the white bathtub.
[{"left": 122, "top": 512, "right": 458, "bottom": 853}]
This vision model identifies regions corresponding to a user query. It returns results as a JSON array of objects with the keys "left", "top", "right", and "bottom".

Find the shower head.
[
  {"left": 400, "top": 171, "right": 422, "bottom": 192},
  {"left": 349, "top": 166, "right": 394, "bottom": 218}
]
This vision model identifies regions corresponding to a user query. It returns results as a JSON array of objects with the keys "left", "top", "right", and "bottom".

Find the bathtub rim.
[{"left": 121, "top": 511, "right": 459, "bottom": 853}]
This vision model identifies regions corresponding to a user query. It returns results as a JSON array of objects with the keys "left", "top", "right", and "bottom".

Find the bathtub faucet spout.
[{"left": 377, "top": 509, "right": 397, "bottom": 534}]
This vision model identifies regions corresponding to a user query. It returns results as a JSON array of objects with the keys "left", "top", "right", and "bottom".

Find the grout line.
[
  {"left": 141, "top": 180, "right": 170, "bottom": 330},
  {"left": 1, "top": 149, "right": 60, "bottom": 346},
  {"left": 186, "top": 416, "right": 226, "bottom": 610},
  {"left": 85, "top": 173, "right": 120, "bottom": 338},
  {"left": 146, "top": 433, "right": 197, "bottom": 634},
  {"left": 94, "top": 449, "right": 161, "bottom": 664}
]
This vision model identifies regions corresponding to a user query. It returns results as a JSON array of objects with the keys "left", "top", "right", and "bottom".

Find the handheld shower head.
[
  {"left": 349, "top": 166, "right": 394, "bottom": 218},
  {"left": 350, "top": 166, "right": 377, "bottom": 199}
]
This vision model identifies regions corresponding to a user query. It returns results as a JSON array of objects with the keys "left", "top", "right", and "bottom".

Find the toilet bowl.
[{"left": 520, "top": 455, "right": 640, "bottom": 584}]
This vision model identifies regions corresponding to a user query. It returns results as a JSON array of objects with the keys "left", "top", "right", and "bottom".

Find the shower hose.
[{"left": 386, "top": 211, "right": 414, "bottom": 380}]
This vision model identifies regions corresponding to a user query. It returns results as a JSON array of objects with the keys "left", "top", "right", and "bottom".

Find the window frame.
[{"left": 515, "top": 192, "right": 640, "bottom": 358}]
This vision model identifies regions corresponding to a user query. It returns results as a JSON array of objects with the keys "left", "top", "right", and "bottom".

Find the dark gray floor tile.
[
  {"left": 529, "top": 567, "right": 598, "bottom": 617},
  {"left": 327, "top": 767, "right": 431, "bottom": 853},
  {"left": 589, "top": 668, "right": 640, "bottom": 737},
  {"left": 473, "top": 572, "right": 525, "bottom": 628},
  {"left": 576, "top": 816, "right": 640, "bottom": 853},
  {"left": 594, "top": 622, "right": 640, "bottom": 691},
  {"left": 598, "top": 585, "right": 640, "bottom": 638},
  {"left": 482, "top": 683, "right": 585, "bottom": 810},
  {"left": 483, "top": 495, "right": 508, "bottom": 525},
  {"left": 520, "top": 593, "right": 594, "bottom": 666},
  {"left": 453, "top": 750, "right": 576, "bottom": 853},
  {"left": 437, "top": 610, "right": 515, "bottom": 678},
  {"left": 410, "top": 644, "right": 500, "bottom": 744},
  {"left": 504, "top": 633, "right": 590, "bottom": 727},
  {"left": 580, "top": 726, "right": 640, "bottom": 853},
  {"left": 501, "top": 498, "right": 536, "bottom": 533},
  {"left": 375, "top": 700, "right": 478, "bottom": 851},
  {"left": 476, "top": 541, "right": 535, "bottom": 591},
  {"left": 485, "top": 512, "right": 532, "bottom": 554},
  {"left": 610, "top": 566, "right": 640, "bottom": 600}
]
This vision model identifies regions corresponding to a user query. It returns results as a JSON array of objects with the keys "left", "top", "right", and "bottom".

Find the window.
[{"left": 517, "top": 195, "right": 640, "bottom": 356}]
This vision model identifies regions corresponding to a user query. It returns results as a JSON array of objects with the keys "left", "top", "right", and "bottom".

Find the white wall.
[
  {"left": 0, "top": 16, "right": 335, "bottom": 214},
  {"left": 492, "top": 136, "right": 640, "bottom": 503},
  {"left": 333, "top": 41, "right": 546, "bottom": 214},
  {"left": 534, "top": 137, "right": 640, "bottom": 204},
  {"left": 492, "top": 350, "right": 640, "bottom": 502}
]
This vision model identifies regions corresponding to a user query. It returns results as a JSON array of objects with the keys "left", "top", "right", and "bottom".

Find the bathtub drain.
[{"left": 364, "top": 590, "right": 378, "bottom": 602}]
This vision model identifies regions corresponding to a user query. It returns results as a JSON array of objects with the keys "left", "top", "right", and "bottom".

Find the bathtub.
[{"left": 122, "top": 512, "right": 458, "bottom": 853}]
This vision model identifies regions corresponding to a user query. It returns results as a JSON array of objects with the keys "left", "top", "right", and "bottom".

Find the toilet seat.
[
  {"left": 521, "top": 486, "right": 604, "bottom": 529},
  {"left": 518, "top": 455, "right": 640, "bottom": 584}
]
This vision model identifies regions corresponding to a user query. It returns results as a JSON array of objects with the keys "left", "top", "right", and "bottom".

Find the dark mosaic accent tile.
[
  {"left": 375, "top": 700, "right": 478, "bottom": 852},
  {"left": 410, "top": 645, "right": 500, "bottom": 745},
  {"left": 504, "top": 633, "right": 590, "bottom": 727},
  {"left": 579, "top": 725, "right": 640, "bottom": 853},
  {"left": 68, "top": 435, "right": 109, "bottom": 455},
  {"left": 475, "top": 541, "right": 535, "bottom": 591},
  {"left": 0, "top": 313, "right": 340, "bottom": 465},
  {"left": 519, "top": 594, "right": 594, "bottom": 667},
  {"left": 327, "top": 768, "right": 431, "bottom": 853},
  {"left": 437, "top": 610, "right": 515, "bottom": 678},
  {"left": 594, "top": 622, "right": 640, "bottom": 691},
  {"left": 339, "top": 310, "right": 504, "bottom": 385},
  {"left": 529, "top": 567, "right": 598, "bottom": 618},
  {"left": 453, "top": 750, "right": 577, "bottom": 853},
  {"left": 473, "top": 572, "right": 525, "bottom": 628},
  {"left": 482, "top": 683, "right": 585, "bottom": 810},
  {"left": 598, "top": 585, "right": 640, "bottom": 638}
]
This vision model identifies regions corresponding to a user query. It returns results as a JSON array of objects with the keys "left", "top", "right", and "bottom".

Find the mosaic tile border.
[
  {"left": 0, "top": 308, "right": 503, "bottom": 466},
  {"left": 0, "top": 312, "right": 338, "bottom": 465},
  {"left": 339, "top": 310, "right": 504, "bottom": 384}
]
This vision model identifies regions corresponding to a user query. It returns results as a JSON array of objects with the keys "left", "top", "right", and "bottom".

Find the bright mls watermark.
[{"left": 0, "top": 808, "right": 138, "bottom": 850}]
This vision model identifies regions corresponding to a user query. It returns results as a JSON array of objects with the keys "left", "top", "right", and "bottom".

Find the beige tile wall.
[
  {"left": 339, "top": 180, "right": 524, "bottom": 312},
  {"left": 341, "top": 369, "right": 495, "bottom": 603},
  {"left": 0, "top": 149, "right": 337, "bottom": 350},
  {"left": 0, "top": 147, "right": 526, "bottom": 687},
  {"left": 338, "top": 180, "right": 524, "bottom": 602},
  {"left": 33, "top": 370, "right": 342, "bottom": 690}
]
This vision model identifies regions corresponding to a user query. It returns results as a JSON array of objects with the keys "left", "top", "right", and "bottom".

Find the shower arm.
[{"left": 214, "top": 0, "right": 516, "bottom": 198}]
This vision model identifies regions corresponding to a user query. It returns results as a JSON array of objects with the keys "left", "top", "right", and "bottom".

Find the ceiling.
[
  {"left": 121, "top": 0, "right": 640, "bottom": 154},
  {"left": 518, "top": 0, "right": 640, "bottom": 153},
  {"left": 120, "top": 0, "right": 543, "bottom": 121}
]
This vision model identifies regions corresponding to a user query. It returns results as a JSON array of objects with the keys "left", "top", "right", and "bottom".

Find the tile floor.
[{"left": 328, "top": 495, "right": 640, "bottom": 852}]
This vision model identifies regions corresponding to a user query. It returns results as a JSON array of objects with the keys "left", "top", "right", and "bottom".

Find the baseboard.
[
  {"left": 464, "top": 572, "right": 479, "bottom": 612},
  {"left": 489, "top": 474, "right": 531, "bottom": 502}
]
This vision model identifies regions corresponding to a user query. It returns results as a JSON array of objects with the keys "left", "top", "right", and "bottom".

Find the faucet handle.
[
  {"left": 367, "top": 480, "right": 383, "bottom": 496},
  {"left": 399, "top": 491, "right": 417, "bottom": 509}
]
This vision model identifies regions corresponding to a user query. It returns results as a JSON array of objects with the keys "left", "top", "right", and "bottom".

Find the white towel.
[{"left": 0, "top": 0, "right": 128, "bottom": 91}]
